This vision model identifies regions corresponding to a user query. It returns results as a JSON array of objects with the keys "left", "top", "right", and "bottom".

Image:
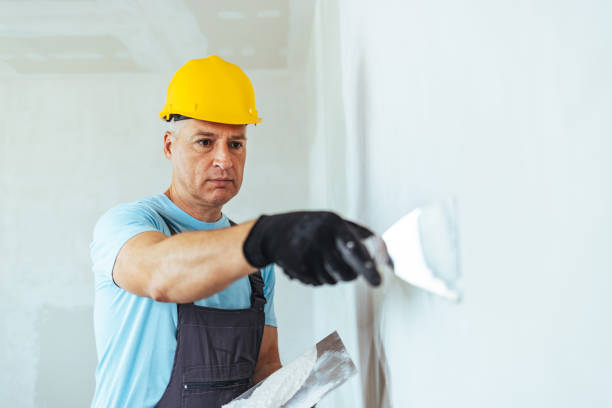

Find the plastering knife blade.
[{"left": 224, "top": 331, "right": 357, "bottom": 408}]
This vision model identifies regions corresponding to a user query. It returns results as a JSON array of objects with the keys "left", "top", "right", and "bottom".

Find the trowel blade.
[
  {"left": 283, "top": 331, "right": 357, "bottom": 407},
  {"left": 225, "top": 331, "right": 357, "bottom": 408},
  {"left": 385, "top": 203, "right": 460, "bottom": 300},
  {"left": 365, "top": 200, "right": 461, "bottom": 301}
]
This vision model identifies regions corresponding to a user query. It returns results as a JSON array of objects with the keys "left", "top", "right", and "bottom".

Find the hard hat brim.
[{"left": 159, "top": 108, "right": 262, "bottom": 125}]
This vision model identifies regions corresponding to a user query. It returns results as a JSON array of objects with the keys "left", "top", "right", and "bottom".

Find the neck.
[{"left": 164, "top": 186, "right": 223, "bottom": 223}]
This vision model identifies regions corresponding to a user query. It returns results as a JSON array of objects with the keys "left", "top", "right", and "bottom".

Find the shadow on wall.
[
  {"left": 35, "top": 306, "right": 96, "bottom": 407},
  {"left": 352, "top": 37, "right": 384, "bottom": 408}
]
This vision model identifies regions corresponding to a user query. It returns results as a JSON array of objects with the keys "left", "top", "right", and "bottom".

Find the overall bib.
[{"left": 155, "top": 218, "right": 266, "bottom": 408}]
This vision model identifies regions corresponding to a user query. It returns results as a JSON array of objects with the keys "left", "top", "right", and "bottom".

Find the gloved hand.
[{"left": 243, "top": 211, "right": 382, "bottom": 286}]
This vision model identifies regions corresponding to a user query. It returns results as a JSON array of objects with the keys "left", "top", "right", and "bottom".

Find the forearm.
[
  {"left": 252, "top": 326, "right": 282, "bottom": 384},
  {"left": 253, "top": 361, "right": 282, "bottom": 384},
  {"left": 148, "top": 220, "right": 257, "bottom": 303}
]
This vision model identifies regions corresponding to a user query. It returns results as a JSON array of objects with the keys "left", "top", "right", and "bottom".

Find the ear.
[{"left": 163, "top": 131, "right": 174, "bottom": 159}]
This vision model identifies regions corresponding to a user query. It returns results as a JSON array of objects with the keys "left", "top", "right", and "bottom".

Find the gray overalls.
[{"left": 155, "top": 218, "right": 266, "bottom": 407}]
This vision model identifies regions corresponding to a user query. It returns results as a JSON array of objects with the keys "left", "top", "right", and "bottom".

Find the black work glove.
[{"left": 243, "top": 211, "right": 382, "bottom": 286}]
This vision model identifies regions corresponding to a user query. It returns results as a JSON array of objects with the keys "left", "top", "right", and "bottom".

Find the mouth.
[{"left": 209, "top": 178, "right": 233, "bottom": 187}]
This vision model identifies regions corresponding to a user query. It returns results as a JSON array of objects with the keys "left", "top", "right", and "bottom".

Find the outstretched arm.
[
  {"left": 112, "top": 211, "right": 383, "bottom": 303},
  {"left": 113, "top": 220, "right": 257, "bottom": 303}
]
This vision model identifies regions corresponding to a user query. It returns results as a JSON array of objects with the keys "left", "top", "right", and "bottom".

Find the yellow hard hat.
[{"left": 159, "top": 55, "right": 261, "bottom": 125}]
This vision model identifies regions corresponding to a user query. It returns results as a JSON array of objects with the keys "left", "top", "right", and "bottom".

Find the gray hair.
[{"left": 164, "top": 118, "right": 187, "bottom": 140}]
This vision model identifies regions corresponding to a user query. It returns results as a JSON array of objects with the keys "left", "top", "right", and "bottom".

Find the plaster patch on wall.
[
  {"left": 0, "top": 35, "right": 146, "bottom": 74},
  {"left": 184, "top": 0, "right": 289, "bottom": 69}
]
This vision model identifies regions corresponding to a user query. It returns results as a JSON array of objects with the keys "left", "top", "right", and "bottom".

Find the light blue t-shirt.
[{"left": 90, "top": 194, "right": 276, "bottom": 408}]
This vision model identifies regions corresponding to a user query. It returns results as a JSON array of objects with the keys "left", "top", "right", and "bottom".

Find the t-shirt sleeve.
[
  {"left": 262, "top": 264, "right": 278, "bottom": 327},
  {"left": 90, "top": 202, "right": 165, "bottom": 285}
]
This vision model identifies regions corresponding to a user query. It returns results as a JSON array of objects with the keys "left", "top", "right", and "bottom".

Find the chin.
[{"left": 205, "top": 190, "right": 237, "bottom": 207}]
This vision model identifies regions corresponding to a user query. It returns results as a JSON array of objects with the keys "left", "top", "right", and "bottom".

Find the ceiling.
[{"left": 0, "top": 0, "right": 311, "bottom": 75}]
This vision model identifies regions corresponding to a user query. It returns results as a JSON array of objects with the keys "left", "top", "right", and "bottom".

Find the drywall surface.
[
  {"left": 331, "top": 0, "right": 612, "bottom": 406},
  {"left": 0, "top": 70, "right": 317, "bottom": 407},
  {"left": 302, "top": 1, "right": 368, "bottom": 407}
]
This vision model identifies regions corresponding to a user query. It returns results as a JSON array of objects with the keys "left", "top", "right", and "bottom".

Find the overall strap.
[
  {"left": 248, "top": 272, "right": 267, "bottom": 312},
  {"left": 159, "top": 213, "right": 267, "bottom": 312},
  {"left": 228, "top": 219, "right": 267, "bottom": 312}
]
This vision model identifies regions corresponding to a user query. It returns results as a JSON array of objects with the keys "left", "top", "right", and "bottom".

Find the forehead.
[{"left": 182, "top": 119, "right": 246, "bottom": 138}]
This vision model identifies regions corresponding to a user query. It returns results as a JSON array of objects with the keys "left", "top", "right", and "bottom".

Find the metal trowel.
[
  {"left": 363, "top": 198, "right": 461, "bottom": 301},
  {"left": 224, "top": 331, "right": 357, "bottom": 408}
]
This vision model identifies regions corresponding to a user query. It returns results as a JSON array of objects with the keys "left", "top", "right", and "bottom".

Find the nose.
[{"left": 212, "top": 142, "right": 233, "bottom": 171}]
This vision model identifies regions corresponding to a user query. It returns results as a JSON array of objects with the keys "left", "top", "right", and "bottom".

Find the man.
[{"left": 90, "top": 55, "right": 383, "bottom": 407}]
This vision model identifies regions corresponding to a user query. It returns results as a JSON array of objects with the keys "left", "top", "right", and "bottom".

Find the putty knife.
[
  {"left": 224, "top": 331, "right": 357, "bottom": 407},
  {"left": 363, "top": 199, "right": 461, "bottom": 301}
]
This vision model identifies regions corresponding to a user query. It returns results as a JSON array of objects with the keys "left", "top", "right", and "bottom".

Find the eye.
[
  {"left": 230, "top": 141, "right": 243, "bottom": 149},
  {"left": 198, "top": 139, "right": 212, "bottom": 147}
]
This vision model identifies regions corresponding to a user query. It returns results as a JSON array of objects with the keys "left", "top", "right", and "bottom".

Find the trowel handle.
[{"left": 361, "top": 234, "right": 395, "bottom": 279}]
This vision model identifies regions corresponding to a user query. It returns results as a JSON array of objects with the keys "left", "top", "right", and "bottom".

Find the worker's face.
[{"left": 164, "top": 119, "right": 247, "bottom": 208}]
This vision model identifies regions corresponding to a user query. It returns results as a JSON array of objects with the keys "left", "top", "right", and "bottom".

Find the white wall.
[
  {"left": 0, "top": 69, "right": 320, "bottom": 406},
  {"left": 328, "top": 0, "right": 612, "bottom": 406}
]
